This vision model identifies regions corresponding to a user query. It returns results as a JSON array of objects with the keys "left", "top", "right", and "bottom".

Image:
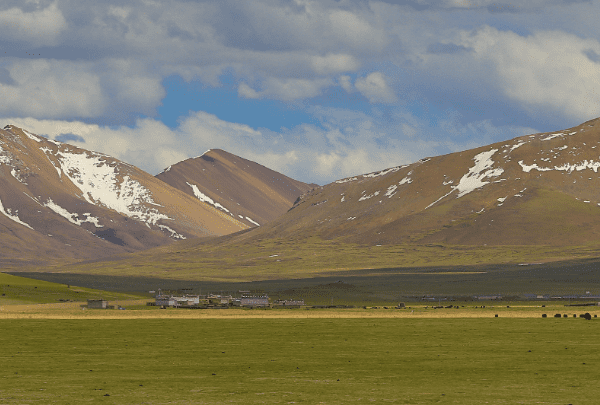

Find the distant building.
[
  {"left": 155, "top": 294, "right": 202, "bottom": 307},
  {"left": 155, "top": 295, "right": 178, "bottom": 307},
  {"left": 241, "top": 295, "right": 269, "bottom": 307},
  {"left": 87, "top": 299, "right": 110, "bottom": 309},
  {"left": 475, "top": 295, "right": 502, "bottom": 300},
  {"left": 274, "top": 299, "right": 305, "bottom": 307},
  {"left": 208, "top": 294, "right": 233, "bottom": 305}
]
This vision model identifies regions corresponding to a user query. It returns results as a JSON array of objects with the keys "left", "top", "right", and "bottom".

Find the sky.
[{"left": 1, "top": 0, "right": 600, "bottom": 185}]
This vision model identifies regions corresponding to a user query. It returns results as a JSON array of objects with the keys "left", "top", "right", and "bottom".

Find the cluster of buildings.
[{"left": 151, "top": 289, "right": 305, "bottom": 308}]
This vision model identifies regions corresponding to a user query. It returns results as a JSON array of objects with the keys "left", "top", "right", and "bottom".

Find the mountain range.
[
  {"left": 0, "top": 125, "right": 313, "bottom": 267},
  {"left": 4, "top": 117, "right": 600, "bottom": 278}
]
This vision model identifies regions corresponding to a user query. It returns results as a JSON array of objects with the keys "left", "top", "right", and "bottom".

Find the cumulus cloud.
[
  {"left": 1, "top": 105, "right": 538, "bottom": 184},
  {"left": 378, "top": 0, "right": 591, "bottom": 12},
  {"left": 311, "top": 53, "right": 359, "bottom": 75},
  {"left": 237, "top": 78, "right": 334, "bottom": 101},
  {"left": 0, "top": 59, "right": 106, "bottom": 118},
  {"left": 0, "top": 2, "right": 67, "bottom": 46},
  {"left": 0, "top": 58, "right": 165, "bottom": 121},
  {"left": 355, "top": 72, "right": 397, "bottom": 104},
  {"left": 338, "top": 75, "right": 353, "bottom": 93},
  {"left": 1, "top": 0, "right": 598, "bottom": 185},
  {"left": 457, "top": 26, "right": 600, "bottom": 121}
]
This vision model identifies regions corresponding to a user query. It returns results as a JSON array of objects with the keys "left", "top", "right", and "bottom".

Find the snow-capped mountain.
[
  {"left": 0, "top": 125, "right": 248, "bottom": 266},
  {"left": 155, "top": 149, "right": 316, "bottom": 228},
  {"left": 222, "top": 116, "right": 600, "bottom": 247}
]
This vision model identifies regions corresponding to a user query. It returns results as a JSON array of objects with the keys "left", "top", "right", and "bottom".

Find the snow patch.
[
  {"left": 385, "top": 184, "right": 397, "bottom": 198},
  {"left": 246, "top": 216, "right": 260, "bottom": 227},
  {"left": 519, "top": 160, "right": 600, "bottom": 174},
  {"left": 0, "top": 199, "right": 33, "bottom": 229},
  {"left": 425, "top": 149, "right": 503, "bottom": 209},
  {"left": 455, "top": 149, "right": 504, "bottom": 198},
  {"left": 192, "top": 149, "right": 212, "bottom": 159},
  {"left": 541, "top": 133, "right": 564, "bottom": 141},
  {"left": 21, "top": 129, "right": 42, "bottom": 142},
  {"left": 10, "top": 168, "right": 27, "bottom": 184},
  {"left": 507, "top": 141, "right": 526, "bottom": 152},
  {"left": 0, "top": 145, "right": 11, "bottom": 165},
  {"left": 335, "top": 176, "right": 358, "bottom": 184},
  {"left": 363, "top": 166, "right": 401, "bottom": 178},
  {"left": 55, "top": 150, "right": 170, "bottom": 226},
  {"left": 157, "top": 224, "right": 186, "bottom": 239},
  {"left": 186, "top": 182, "right": 230, "bottom": 213},
  {"left": 359, "top": 190, "right": 380, "bottom": 201},
  {"left": 39, "top": 147, "right": 62, "bottom": 177},
  {"left": 43, "top": 198, "right": 103, "bottom": 227},
  {"left": 398, "top": 176, "right": 412, "bottom": 185}
]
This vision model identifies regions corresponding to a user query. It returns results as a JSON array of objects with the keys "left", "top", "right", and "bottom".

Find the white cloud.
[
  {"left": 1, "top": 59, "right": 106, "bottom": 118},
  {"left": 2, "top": 105, "right": 539, "bottom": 184},
  {"left": 238, "top": 83, "right": 260, "bottom": 99},
  {"left": 355, "top": 72, "right": 397, "bottom": 103},
  {"left": 458, "top": 26, "right": 600, "bottom": 121},
  {"left": 311, "top": 53, "right": 359, "bottom": 75},
  {"left": 328, "top": 9, "right": 386, "bottom": 52},
  {"left": 0, "top": 58, "right": 165, "bottom": 120},
  {"left": 237, "top": 77, "right": 333, "bottom": 101},
  {"left": 0, "top": 2, "right": 67, "bottom": 46},
  {"left": 338, "top": 75, "right": 353, "bottom": 93}
]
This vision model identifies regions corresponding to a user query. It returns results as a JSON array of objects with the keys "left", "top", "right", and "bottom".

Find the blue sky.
[{"left": 1, "top": 0, "right": 600, "bottom": 184}]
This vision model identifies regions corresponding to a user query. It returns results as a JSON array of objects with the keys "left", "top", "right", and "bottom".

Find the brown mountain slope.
[
  {"left": 243, "top": 116, "right": 600, "bottom": 247},
  {"left": 0, "top": 126, "right": 247, "bottom": 266},
  {"left": 18, "top": 117, "right": 600, "bottom": 280},
  {"left": 155, "top": 149, "right": 316, "bottom": 227}
]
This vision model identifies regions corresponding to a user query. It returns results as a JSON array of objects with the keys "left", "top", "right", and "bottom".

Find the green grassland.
[
  {"left": 13, "top": 252, "right": 600, "bottom": 304},
  {"left": 29, "top": 234, "right": 600, "bottom": 283},
  {"left": 0, "top": 273, "right": 147, "bottom": 305},
  {"left": 2, "top": 318, "right": 599, "bottom": 404}
]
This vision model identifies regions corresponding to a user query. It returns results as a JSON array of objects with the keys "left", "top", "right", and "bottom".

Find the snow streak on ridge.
[{"left": 0, "top": 198, "right": 33, "bottom": 229}]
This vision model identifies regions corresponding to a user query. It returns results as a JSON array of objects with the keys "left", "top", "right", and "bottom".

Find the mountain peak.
[
  {"left": 156, "top": 148, "right": 315, "bottom": 228},
  {"left": 0, "top": 127, "right": 248, "bottom": 266}
]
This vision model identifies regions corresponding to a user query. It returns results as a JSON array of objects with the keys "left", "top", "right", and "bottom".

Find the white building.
[{"left": 240, "top": 296, "right": 269, "bottom": 307}]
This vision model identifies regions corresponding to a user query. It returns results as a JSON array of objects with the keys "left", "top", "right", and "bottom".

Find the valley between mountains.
[{"left": 5, "top": 118, "right": 600, "bottom": 286}]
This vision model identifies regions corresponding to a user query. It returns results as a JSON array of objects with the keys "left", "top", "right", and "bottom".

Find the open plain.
[
  {"left": 3, "top": 274, "right": 600, "bottom": 404},
  {"left": 1, "top": 311, "right": 599, "bottom": 404}
]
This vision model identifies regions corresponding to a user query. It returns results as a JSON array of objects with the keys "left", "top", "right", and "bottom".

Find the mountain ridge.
[
  {"left": 155, "top": 148, "right": 317, "bottom": 228},
  {"left": 28, "top": 116, "right": 600, "bottom": 282}
]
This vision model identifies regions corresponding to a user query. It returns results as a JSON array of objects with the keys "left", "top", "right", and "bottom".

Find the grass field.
[
  {"left": 21, "top": 235, "right": 600, "bottom": 282},
  {"left": 2, "top": 317, "right": 599, "bottom": 404},
  {"left": 0, "top": 273, "right": 147, "bottom": 305},
  {"left": 11, "top": 255, "right": 600, "bottom": 304}
]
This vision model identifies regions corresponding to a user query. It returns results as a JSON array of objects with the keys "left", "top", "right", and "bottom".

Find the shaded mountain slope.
[
  {"left": 155, "top": 149, "right": 316, "bottom": 227},
  {"left": 0, "top": 126, "right": 247, "bottom": 266}
]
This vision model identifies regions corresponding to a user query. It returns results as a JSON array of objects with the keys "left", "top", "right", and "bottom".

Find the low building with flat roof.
[
  {"left": 241, "top": 295, "right": 269, "bottom": 307},
  {"left": 86, "top": 299, "right": 112, "bottom": 309},
  {"left": 273, "top": 299, "right": 304, "bottom": 307}
]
